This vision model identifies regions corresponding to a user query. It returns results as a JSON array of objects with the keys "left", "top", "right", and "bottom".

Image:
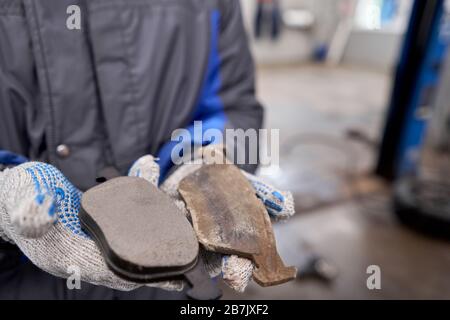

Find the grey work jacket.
[{"left": 0, "top": 0, "right": 263, "bottom": 190}]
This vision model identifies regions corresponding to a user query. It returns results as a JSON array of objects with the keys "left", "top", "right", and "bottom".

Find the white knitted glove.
[
  {"left": 132, "top": 147, "right": 295, "bottom": 293},
  {"left": 0, "top": 161, "right": 183, "bottom": 292}
]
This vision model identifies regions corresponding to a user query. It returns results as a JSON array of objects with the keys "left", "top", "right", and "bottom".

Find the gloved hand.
[
  {"left": 131, "top": 145, "right": 295, "bottom": 292},
  {"left": 0, "top": 161, "right": 183, "bottom": 292}
]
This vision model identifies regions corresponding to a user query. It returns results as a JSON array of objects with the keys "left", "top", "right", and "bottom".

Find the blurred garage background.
[{"left": 220, "top": 0, "right": 450, "bottom": 299}]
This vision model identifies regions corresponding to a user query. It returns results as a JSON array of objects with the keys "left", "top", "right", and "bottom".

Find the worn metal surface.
[{"left": 179, "top": 164, "right": 296, "bottom": 286}]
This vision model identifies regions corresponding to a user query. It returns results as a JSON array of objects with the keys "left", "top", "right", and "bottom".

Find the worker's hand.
[
  {"left": 0, "top": 162, "right": 183, "bottom": 292},
  {"left": 130, "top": 145, "right": 295, "bottom": 292}
]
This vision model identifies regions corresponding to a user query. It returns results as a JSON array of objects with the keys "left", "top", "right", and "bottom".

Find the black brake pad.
[{"left": 80, "top": 177, "right": 199, "bottom": 282}]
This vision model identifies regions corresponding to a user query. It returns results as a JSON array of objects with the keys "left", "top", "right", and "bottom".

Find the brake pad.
[
  {"left": 80, "top": 176, "right": 199, "bottom": 282},
  {"left": 179, "top": 164, "right": 297, "bottom": 287}
]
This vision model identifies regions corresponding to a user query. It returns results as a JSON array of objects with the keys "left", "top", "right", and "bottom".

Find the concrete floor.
[
  {"left": 255, "top": 64, "right": 391, "bottom": 212},
  {"left": 222, "top": 197, "right": 450, "bottom": 299},
  {"left": 221, "top": 64, "right": 450, "bottom": 299}
]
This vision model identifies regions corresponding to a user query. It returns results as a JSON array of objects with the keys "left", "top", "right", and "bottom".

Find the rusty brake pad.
[
  {"left": 179, "top": 164, "right": 297, "bottom": 287},
  {"left": 80, "top": 176, "right": 199, "bottom": 282}
]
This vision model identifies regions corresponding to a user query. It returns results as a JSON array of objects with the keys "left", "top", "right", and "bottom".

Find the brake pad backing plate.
[{"left": 179, "top": 164, "right": 297, "bottom": 287}]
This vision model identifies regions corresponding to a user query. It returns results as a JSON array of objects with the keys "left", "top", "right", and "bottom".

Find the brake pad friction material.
[
  {"left": 179, "top": 164, "right": 297, "bottom": 287},
  {"left": 80, "top": 177, "right": 199, "bottom": 282}
]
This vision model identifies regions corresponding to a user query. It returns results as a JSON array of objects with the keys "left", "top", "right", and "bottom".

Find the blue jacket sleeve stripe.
[
  {"left": 157, "top": 10, "right": 227, "bottom": 182},
  {"left": 0, "top": 150, "right": 28, "bottom": 166}
]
